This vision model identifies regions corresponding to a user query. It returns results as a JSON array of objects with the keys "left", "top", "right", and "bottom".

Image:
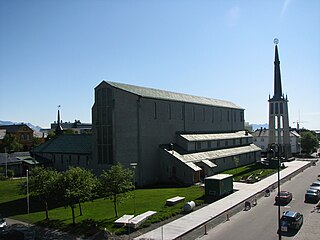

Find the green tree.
[
  {"left": 25, "top": 167, "right": 61, "bottom": 220},
  {"left": 99, "top": 164, "right": 134, "bottom": 217},
  {"left": 301, "top": 131, "right": 319, "bottom": 155},
  {"left": 62, "top": 167, "right": 98, "bottom": 224},
  {"left": 0, "top": 134, "right": 22, "bottom": 152}
]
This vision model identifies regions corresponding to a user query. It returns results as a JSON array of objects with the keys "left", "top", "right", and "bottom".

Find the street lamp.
[
  {"left": 26, "top": 169, "right": 30, "bottom": 215},
  {"left": 130, "top": 163, "right": 138, "bottom": 214},
  {"left": 268, "top": 143, "right": 281, "bottom": 240}
]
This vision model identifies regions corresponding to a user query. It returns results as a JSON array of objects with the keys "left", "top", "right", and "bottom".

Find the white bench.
[
  {"left": 166, "top": 196, "right": 185, "bottom": 206},
  {"left": 114, "top": 214, "right": 134, "bottom": 227},
  {"left": 128, "top": 211, "right": 157, "bottom": 229}
]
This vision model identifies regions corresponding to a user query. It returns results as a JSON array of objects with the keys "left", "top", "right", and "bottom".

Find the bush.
[{"left": 7, "top": 169, "right": 14, "bottom": 178}]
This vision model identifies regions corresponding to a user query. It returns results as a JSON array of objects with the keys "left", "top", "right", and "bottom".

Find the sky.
[{"left": 0, "top": 0, "right": 319, "bottom": 130}]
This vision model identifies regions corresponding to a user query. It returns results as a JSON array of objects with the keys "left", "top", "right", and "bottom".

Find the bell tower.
[{"left": 268, "top": 39, "right": 291, "bottom": 159}]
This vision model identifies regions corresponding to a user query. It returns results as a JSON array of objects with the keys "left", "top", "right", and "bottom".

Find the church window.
[
  {"left": 154, "top": 102, "right": 157, "bottom": 119},
  {"left": 280, "top": 102, "right": 284, "bottom": 114}
]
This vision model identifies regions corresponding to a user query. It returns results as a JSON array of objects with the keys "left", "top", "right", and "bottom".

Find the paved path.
[{"left": 135, "top": 160, "right": 311, "bottom": 240}]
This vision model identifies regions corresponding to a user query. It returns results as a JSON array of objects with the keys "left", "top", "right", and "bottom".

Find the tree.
[
  {"left": 62, "top": 167, "right": 98, "bottom": 224},
  {"left": 99, "top": 164, "right": 134, "bottom": 217},
  {"left": 301, "top": 130, "right": 319, "bottom": 155},
  {"left": 0, "top": 134, "right": 22, "bottom": 152},
  {"left": 26, "top": 167, "right": 61, "bottom": 220}
]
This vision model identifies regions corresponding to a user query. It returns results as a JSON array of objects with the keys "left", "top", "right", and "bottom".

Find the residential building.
[
  {"left": 0, "top": 124, "right": 34, "bottom": 151},
  {"left": 252, "top": 128, "right": 300, "bottom": 155}
]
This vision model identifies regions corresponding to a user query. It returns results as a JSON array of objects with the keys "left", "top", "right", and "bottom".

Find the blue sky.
[{"left": 0, "top": 0, "right": 319, "bottom": 130}]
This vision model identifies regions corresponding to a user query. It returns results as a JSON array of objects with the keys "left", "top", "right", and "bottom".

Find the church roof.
[
  {"left": 180, "top": 131, "right": 251, "bottom": 142},
  {"left": 32, "top": 134, "right": 92, "bottom": 154},
  {"left": 102, "top": 81, "right": 243, "bottom": 110}
]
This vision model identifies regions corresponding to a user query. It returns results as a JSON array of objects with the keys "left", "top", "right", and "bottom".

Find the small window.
[{"left": 197, "top": 142, "right": 201, "bottom": 149}]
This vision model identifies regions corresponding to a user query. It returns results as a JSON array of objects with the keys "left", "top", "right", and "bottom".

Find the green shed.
[{"left": 205, "top": 174, "right": 233, "bottom": 197}]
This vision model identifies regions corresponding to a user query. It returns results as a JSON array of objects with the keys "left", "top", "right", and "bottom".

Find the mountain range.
[{"left": 0, "top": 120, "right": 43, "bottom": 132}]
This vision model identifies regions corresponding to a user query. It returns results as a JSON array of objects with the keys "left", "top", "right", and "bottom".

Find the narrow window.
[
  {"left": 154, "top": 102, "right": 157, "bottom": 119},
  {"left": 203, "top": 108, "right": 205, "bottom": 121},
  {"left": 168, "top": 103, "right": 171, "bottom": 120},
  {"left": 193, "top": 106, "right": 195, "bottom": 121},
  {"left": 275, "top": 103, "right": 279, "bottom": 114},
  {"left": 181, "top": 105, "right": 184, "bottom": 120},
  {"left": 212, "top": 109, "right": 215, "bottom": 123}
]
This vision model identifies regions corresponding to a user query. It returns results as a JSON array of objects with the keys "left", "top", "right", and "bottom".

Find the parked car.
[
  {"left": 0, "top": 215, "right": 7, "bottom": 229},
  {"left": 305, "top": 188, "right": 320, "bottom": 203},
  {"left": 310, "top": 181, "right": 320, "bottom": 191},
  {"left": 275, "top": 191, "right": 293, "bottom": 204},
  {"left": 280, "top": 211, "right": 303, "bottom": 230}
]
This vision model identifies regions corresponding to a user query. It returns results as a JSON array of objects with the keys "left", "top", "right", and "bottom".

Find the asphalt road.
[{"left": 198, "top": 161, "right": 320, "bottom": 240}]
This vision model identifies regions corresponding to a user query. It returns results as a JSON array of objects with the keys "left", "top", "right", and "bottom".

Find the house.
[
  {"left": 0, "top": 124, "right": 34, "bottom": 151},
  {"left": 32, "top": 134, "right": 92, "bottom": 171},
  {"left": 0, "top": 152, "right": 39, "bottom": 177},
  {"left": 252, "top": 128, "right": 300, "bottom": 155}
]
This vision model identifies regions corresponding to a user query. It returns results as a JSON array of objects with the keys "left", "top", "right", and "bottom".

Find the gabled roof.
[
  {"left": 32, "top": 134, "right": 92, "bottom": 154},
  {"left": 0, "top": 124, "right": 33, "bottom": 133},
  {"left": 101, "top": 81, "right": 243, "bottom": 110},
  {"left": 164, "top": 144, "right": 261, "bottom": 171}
]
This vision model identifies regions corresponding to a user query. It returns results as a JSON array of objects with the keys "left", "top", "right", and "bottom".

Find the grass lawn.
[
  {"left": 0, "top": 179, "right": 204, "bottom": 236},
  {"left": 222, "top": 162, "right": 278, "bottom": 181}
]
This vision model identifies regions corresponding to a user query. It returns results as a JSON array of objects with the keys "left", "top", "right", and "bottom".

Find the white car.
[{"left": 0, "top": 217, "right": 7, "bottom": 229}]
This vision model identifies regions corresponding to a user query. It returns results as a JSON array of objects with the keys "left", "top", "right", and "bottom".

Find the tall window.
[
  {"left": 154, "top": 102, "right": 157, "bottom": 119},
  {"left": 212, "top": 109, "right": 215, "bottom": 123},
  {"left": 202, "top": 108, "right": 205, "bottom": 121},
  {"left": 97, "top": 87, "right": 113, "bottom": 164},
  {"left": 192, "top": 106, "right": 195, "bottom": 121},
  {"left": 168, "top": 104, "right": 171, "bottom": 120},
  {"left": 181, "top": 105, "right": 184, "bottom": 120}
]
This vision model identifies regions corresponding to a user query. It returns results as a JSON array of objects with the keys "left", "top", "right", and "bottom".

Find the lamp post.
[
  {"left": 130, "top": 163, "right": 137, "bottom": 214},
  {"left": 268, "top": 143, "right": 281, "bottom": 240},
  {"left": 5, "top": 147, "right": 8, "bottom": 178},
  {"left": 26, "top": 169, "right": 30, "bottom": 215}
]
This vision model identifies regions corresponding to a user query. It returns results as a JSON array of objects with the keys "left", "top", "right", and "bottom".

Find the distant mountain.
[
  {"left": 0, "top": 120, "right": 43, "bottom": 132},
  {"left": 251, "top": 123, "right": 269, "bottom": 131}
]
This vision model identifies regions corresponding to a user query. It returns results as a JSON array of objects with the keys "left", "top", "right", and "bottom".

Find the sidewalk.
[{"left": 135, "top": 160, "right": 311, "bottom": 240}]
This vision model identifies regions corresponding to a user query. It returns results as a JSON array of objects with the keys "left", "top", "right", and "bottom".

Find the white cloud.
[{"left": 226, "top": 6, "right": 240, "bottom": 27}]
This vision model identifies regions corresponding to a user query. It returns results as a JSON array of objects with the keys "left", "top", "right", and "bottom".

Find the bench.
[
  {"left": 127, "top": 211, "right": 157, "bottom": 229},
  {"left": 166, "top": 196, "right": 185, "bottom": 206},
  {"left": 114, "top": 214, "right": 134, "bottom": 227}
]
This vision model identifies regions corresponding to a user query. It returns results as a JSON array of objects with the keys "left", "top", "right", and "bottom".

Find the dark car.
[
  {"left": 305, "top": 188, "right": 320, "bottom": 203},
  {"left": 275, "top": 191, "right": 293, "bottom": 204},
  {"left": 280, "top": 211, "right": 303, "bottom": 230}
]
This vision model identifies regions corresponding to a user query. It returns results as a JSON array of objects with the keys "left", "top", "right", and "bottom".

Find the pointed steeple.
[
  {"left": 273, "top": 39, "right": 283, "bottom": 100},
  {"left": 55, "top": 105, "right": 63, "bottom": 134}
]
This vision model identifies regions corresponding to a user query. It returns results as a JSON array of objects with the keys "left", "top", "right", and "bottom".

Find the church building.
[{"left": 91, "top": 81, "right": 261, "bottom": 186}]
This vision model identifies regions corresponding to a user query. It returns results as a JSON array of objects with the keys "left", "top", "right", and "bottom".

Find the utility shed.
[{"left": 205, "top": 174, "right": 233, "bottom": 197}]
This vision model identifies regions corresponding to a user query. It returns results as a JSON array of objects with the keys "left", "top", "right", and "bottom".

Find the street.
[{"left": 198, "top": 160, "right": 320, "bottom": 240}]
